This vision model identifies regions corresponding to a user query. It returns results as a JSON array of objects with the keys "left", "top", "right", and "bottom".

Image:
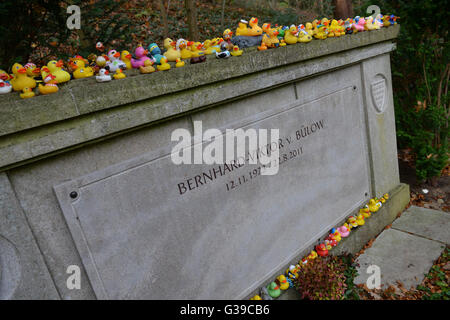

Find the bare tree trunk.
[
  {"left": 332, "top": 0, "right": 353, "bottom": 19},
  {"left": 220, "top": 0, "right": 226, "bottom": 31},
  {"left": 185, "top": 0, "right": 200, "bottom": 41},
  {"left": 158, "top": 0, "right": 169, "bottom": 39}
]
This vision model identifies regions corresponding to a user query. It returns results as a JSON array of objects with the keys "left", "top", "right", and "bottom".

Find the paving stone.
[{"left": 392, "top": 206, "right": 450, "bottom": 244}]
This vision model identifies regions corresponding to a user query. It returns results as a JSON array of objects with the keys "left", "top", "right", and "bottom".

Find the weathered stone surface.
[
  {"left": 231, "top": 35, "right": 264, "bottom": 48},
  {"left": 0, "top": 173, "right": 59, "bottom": 300},
  {"left": 392, "top": 206, "right": 450, "bottom": 244},
  {"left": 354, "top": 228, "right": 445, "bottom": 290}
]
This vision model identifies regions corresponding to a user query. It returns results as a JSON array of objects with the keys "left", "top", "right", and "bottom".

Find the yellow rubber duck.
[
  {"left": 383, "top": 193, "right": 389, "bottom": 200},
  {"left": 175, "top": 58, "right": 185, "bottom": 68},
  {"left": 284, "top": 25, "right": 298, "bottom": 45},
  {"left": 328, "top": 19, "right": 342, "bottom": 37},
  {"left": 314, "top": 22, "right": 329, "bottom": 40},
  {"left": 121, "top": 50, "right": 133, "bottom": 69},
  {"left": 42, "top": 60, "right": 71, "bottom": 84},
  {"left": 368, "top": 199, "right": 379, "bottom": 213},
  {"left": 248, "top": 17, "right": 263, "bottom": 36},
  {"left": 308, "top": 250, "right": 318, "bottom": 260},
  {"left": 163, "top": 38, "right": 174, "bottom": 50},
  {"left": 176, "top": 39, "right": 192, "bottom": 60},
  {"left": 38, "top": 72, "right": 59, "bottom": 95},
  {"left": 20, "top": 87, "right": 35, "bottom": 99},
  {"left": 250, "top": 295, "right": 262, "bottom": 300},
  {"left": 276, "top": 275, "right": 290, "bottom": 290},
  {"left": 347, "top": 216, "right": 358, "bottom": 229},
  {"left": 10, "top": 63, "right": 36, "bottom": 92},
  {"left": 356, "top": 214, "right": 365, "bottom": 226},
  {"left": 360, "top": 206, "right": 371, "bottom": 219},
  {"left": 164, "top": 38, "right": 181, "bottom": 62},
  {"left": 24, "top": 63, "right": 41, "bottom": 79},
  {"left": 305, "top": 22, "right": 315, "bottom": 36},
  {"left": 364, "top": 16, "right": 378, "bottom": 31},
  {"left": 279, "top": 39, "right": 287, "bottom": 47},
  {"left": 113, "top": 69, "right": 126, "bottom": 80},
  {"left": 230, "top": 45, "right": 243, "bottom": 57},
  {"left": 297, "top": 24, "right": 312, "bottom": 43},
  {"left": 157, "top": 57, "right": 171, "bottom": 71},
  {"left": 189, "top": 42, "right": 205, "bottom": 58},
  {"left": 70, "top": 59, "right": 94, "bottom": 79},
  {"left": 139, "top": 59, "right": 156, "bottom": 74},
  {"left": 236, "top": 19, "right": 249, "bottom": 36}
]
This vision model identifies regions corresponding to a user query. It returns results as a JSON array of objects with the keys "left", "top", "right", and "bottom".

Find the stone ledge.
[{"left": 0, "top": 25, "right": 400, "bottom": 138}]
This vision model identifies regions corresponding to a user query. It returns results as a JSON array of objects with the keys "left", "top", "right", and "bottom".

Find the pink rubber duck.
[
  {"left": 353, "top": 17, "right": 365, "bottom": 32},
  {"left": 131, "top": 46, "right": 151, "bottom": 69},
  {"left": 338, "top": 225, "right": 350, "bottom": 238}
]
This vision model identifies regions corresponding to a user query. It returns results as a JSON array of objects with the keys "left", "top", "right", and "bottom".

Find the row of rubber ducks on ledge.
[
  {"left": 0, "top": 14, "right": 398, "bottom": 99},
  {"left": 251, "top": 193, "right": 390, "bottom": 300}
]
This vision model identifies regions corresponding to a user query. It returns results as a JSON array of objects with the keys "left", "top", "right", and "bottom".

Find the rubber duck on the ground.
[
  {"left": 236, "top": 19, "right": 249, "bottom": 36},
  {"left": 266, "top": 282, "right": 281, "bottom": 298},
  {"left": 297, "top": 24, "right": 312, "bottom": 43},
  {"left": 113, "top": 69, "right": 126, "bottom": 80},
  {"left": 360, "top": 206, "right": 371, "bottom": 219},
  {"left": 286, "top": 265, "right": 299, "bottom": 280},
  {"left": 364, "top": 16, "right": 378, "bottom": 31},
  {"left": 344, "top": 18, "right": 354, "bottom": 34},
  {"left": 176, "top": 39, "right": 192, "bottom": 60},
  {"left": 383, "top": 15, "right": 391, "bottom": 27},
  {"left": 40, "top": 60, "right": 69, "bottom": 85},
  {"left": 157, "top": 57, "right": 171, "bottom": 71},
  {"left": 20, "top": 87, "right": 35, "bottom": 99},
  {"left": 0, "top": 70, "right": 13, "bottom": 82},
  {"left": 258, "top": 27, "right": 279, "bottom": 50},
  {"left": 314, "top": 22, "right": 328, "bottom": 39},
  {"left": 223, "top": 29, "right": 234, "bottom": 50},
  {"left": 139, "top": 59, "right": 156, "bottom": 74},
  {"left": 250, "top": 295, "right": 262, "bottom": 300},
  {"left": 325, "top": 238, "right": 337, "bottom": 249},
  {"left": 121, "top": 50, "right": 133, "bottom": 69},
  {"left": 96, "top": 54, "right": 109, "bottom": 68},
  {"left": 164, "top": 38, "right": 182, "bottom": 62},
  {"left": 163, "top": 38, "right": 174, "bottom": 51},
  {"left": 316, "top": 243, "right": 329, "bottom": 257},
  {"left": 0, "top": 79, "right": 12, "bottom": 94},
  {"left": 379, "top": 196, "right": 386, "bottom": 204},
  {"left": 338, "top": 225, "right": 350, "bottom": 237},
  {"left": 308, "top": 250, "right": 318, "bottom": 260},
  {"left": 248, "top": 17, "right": 263, "bottom": 36},
  {"left": 96, "top": 68, "right": 112, "bottom": 82},
  {"left": 24, "top": 63, "right": 41, "bottom": 80},
  {"left": 347, "top": 216, "right": 358, "bottom": 229},
  {"left": 190, "top": 42, "right": 206, "bottom": 58},
  {"left": 70, "top": 58, "right": 94, "bottom": 79},
  {"left": 38, "top": 72, "right": 59, "bottom": 95},
  {"left": 230, "top": 45, "right": 243, "bottom": 57},
  {"left": 276, "top": 275, "right": 289, "bottom": 290},
  {"left": 148, "top": 43, "right": 164, "bottom": 65},
  {"left": 175, "top": 58, "right": 185, "bottom": 68},
  {"left": 95, "top": 42, "right": 105, "bottom": 53},
  {"left": 383, "top": 193, "right": 389, "bottom": 200},
  {"left": 284, "top": 25, "right": 298, "bottom": 44},
  {"left": 368, "top": 199, "right": 379, "bottom": 213},
  {"left": 330, "top": 229, "right": 342, "bottom": 242},
  {"left": 106, "top": 50, "right": 127, "bottom": 73},
  {"left": 328, "top": 19, "right": 341, "bottom": 37},
  {"left": 216, "top": 42, "right": 231, "bottom": 59},
  {"left": 356, "top": 214, "right": 365, "bottom": 226},
  {"left": 11, "top": 63, "right": 37, "bottom": 92}
]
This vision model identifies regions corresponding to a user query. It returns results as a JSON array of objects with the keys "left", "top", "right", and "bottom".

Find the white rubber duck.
[
  {"left": 96, "top": 68, "right": 112, "bottom": 83},
  {"left": 106, "top": 49, "right": 127, "bottom": 73},
  {"left": 0, "top": 79, "right": 12, "bottom": 94}
]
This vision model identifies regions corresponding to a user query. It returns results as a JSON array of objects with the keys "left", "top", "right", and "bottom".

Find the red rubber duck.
[{"left": 315, "top": 243, "right": 329, "bottom": 257}]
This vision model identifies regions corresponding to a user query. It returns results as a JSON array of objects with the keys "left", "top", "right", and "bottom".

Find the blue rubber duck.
[{"left": 148, "top": 43, "right": 165, "bottom": 65}]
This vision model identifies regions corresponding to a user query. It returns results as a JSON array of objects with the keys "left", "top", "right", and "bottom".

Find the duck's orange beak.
[
  {"left": 56, "top": 60, "right": 64, "bottom": 67},
  {"left": 114, "top": 52, "right": 120, "bottom": 58},
  {"left": 18, "top": 68, "right": 27, "bottom": 74},
  {"left": 33, "top": 68, "right": 41, "bottom": 74},
  {"left": 126, "top": 54, "right": 132, "bottom": 59}
]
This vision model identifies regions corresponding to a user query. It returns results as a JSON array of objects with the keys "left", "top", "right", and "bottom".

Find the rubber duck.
[
  {"left": 353, "top": 17, "right": 365, "bottom": 32},
  {"left": 121, "top": 51, "right": 133, "bottom": 69},
  {"left": 0, "top": 69, "right": 13, "bottom": 82},
  {"left": 375, "top": 14, "right": 384, "bottom": 28},
  {"left": 379, "top": 196, "right": 386, "bottom": 204},
  {"left": 286, "top": 265, "right": 299, "bottom": 280},
  {"left": 328, "top": 19, "right": 341, "bottom": 37},
  {"left": 190, "top": 42, "right": 205, "bottom": 58},
  {"left": 24, "top": 63, "right": 41, "bottom": 79},
  {"left": 163, "top": 39, "right": 181, "bottom": 62},
  {"left": 308, "top": 250, "right": 318, "bottom": 260},
  {"left": 347, "top": 216, "right": 358, "bottom": 229},
  {"left": 148, "top": 43, "right": 164, "bottom": 65},
  {"left": 279, "top": 39, "right": 287, "bottom": 47},
  {"left": 344, "top": 18, "right": 354, "bottom": 34},
  {"left": 96, "top": 54, "right": 109, "bottom": 68},
  {"left": 304, "top": 22, "right": 315, "bottom": 36},
  {"left": 236, "top": 19, "right": 249, "bottom": 36},
  {"left": 382, "top": 15, "right": 391, "bottom": 27},
  {"left": 106, "top": 50, "right": 127, "bottom": 73},
  {"left": 95, "top": 42, "right": 105, "bottom": 53},
  {"left": 10, "top": 63, "right": 36, "bottom": 92},
  {"left": 20, "top": 87, "right": 35, "bottom": 99},
  {"left": 163, "top": 38, "right": 174, "bottom": 50},
  {"left": 383, "top": 193, "right": 389, "bottom": 200},
  {"left": 338, "top": 225, "right": 350, "bottom": 237},
  {"left": 300, "top": 257, "right": 308, "bottom": 266},
  {"left": 314, "top": 23, "right": 328, "bottom": 40},
  {"left": 368, "top": 199, "right": 379, "bottom": 213},
  {"left": 223, "top": 29, "right": 233, "bottom": 50},
  {"left": 338, "top": 19, "right": 346, "bottom": 35},
  {"left": 0, "top": 79, "right": 12, "bottom": 94},
  {"left": 113, "top": 69, "right": 126, "bottom": 80},
  {"left": 356, "top": 214, "right": 365, "bottom": 226},
  {"left": 315, "top": 243, "right": 328, "bottom": 257},
  {"left": 41, "top": 60, "right": 70, "bottom": 84},
  {"left": 364, "top": 16, "right": 378, "bottom": 31},
  {"left": 262, "top": 23, "right": 271, "bottom": 34},
  {"left": 176, "top": 39, "right": 192, "bottom": 60},
  {"left": 325, "top": 238, "right": 337, "bottom": 249},
  {"left": 248, "top": 17, "right": 263, "bottom": 36},
  {"left": 157, "top": 57, "right": 171, "bottom": 71},
  {"left": 230, "top": 45, "right": 243, "bottom": 57},
  {"left": 175, "top": 58, "right": 185, "bottom": 68},
  {"left": 389, "top": 15, "right": 398, "bottom": 26},
  {"left": 284, "top": 25, "right": 298, "bottom": 44},
  {"left": 297, "top": 24, "right": 312, "bottom": 43},
  {"left": 276, "top": 275, "right": 289, "bottom": 290},
  {"left": 266, "top": 282, "right": 281, "bottom": 298},
  {"left": 360, "top": 206, "right": 371, "bottom": 219},
  {"left": 250, "top": 295, "right": 262, "bottom": 300},
  {"left": 38, "top": 72, "right": 59, "bottom": 95},
  {"left": 130, "top": 46, "right": 151, "bottom": 68},
  {"left": 70, "top": 58, "right": 94, "bottom": 79},
  {"left": 96, "top": 68, "right": 112, "bottom": 82},
  {"left": 216, "top": 42, "right": 231, "bottom": 59},
  {"left": 330, "top": 229, "right": 342, "bottom": 242},
  {"left": 343, "top": 222, "right": 352, "bottom": 232}
]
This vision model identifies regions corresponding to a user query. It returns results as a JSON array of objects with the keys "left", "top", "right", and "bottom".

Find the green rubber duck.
[{"left": 267, "top": 281, "right": 281, "bottom": 298}]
